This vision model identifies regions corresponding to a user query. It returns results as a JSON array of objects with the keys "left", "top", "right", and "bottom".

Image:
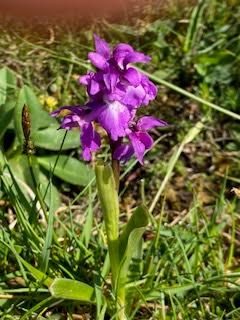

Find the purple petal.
[
  {"left": 84, "top": 102, "right": 106, "bottom": 122},
  {"left": 128, "top": 132, "right": 153, "bottom": 164},
  {"left": 60, "top": 114, "right": 83, "bottom": 130},
  {"left": 113, "top": 43, "right": 134, "bottom": 68},
  {"left": 106, "top": 82, "right": 126, "bottom": 102},
  {"left": 113, "top": 43, "right": 134, "bottom": 54},
  {"left": 88, "top": 52, "right": 108, "bottom": 70},
  {"left": 140, "top": 75, "right": 158, "bottom": 105},
  {"left": 137, "top": 132, "right": 153, "bottom": 149},
  {"left": 123, "top": 52, "right": 151, "bottom": 67},
  {"left": 51, "top": 105, "right": 86, "bottom": 117},
  {"left": 122, "top": 85, "right": 146, "bottom": 107},
  {"left": 123, "top": 67, "right": 141, "bottom": 86},
  {"left": 81, "top": 123, "right": 101, "bottom": 161},
  {"left": 128, "top": 132, "right": 146, "bottom": 164},
  {"left": 137, "top": 116, "right": 168, "bottom": 131},
  {"left": 103, "top": 66, "right": 119, "bottom": 92},
  {"left": 79, "top": 72, "right": 94, "bottom": 86},
  {"left": 89, "top": 79, "right": 101, "bottom": 95},
  {"left": 113, "top": 143, "right": 134, "bottom": 163},
  {"left": 97, "top": 101, "right": 131, "bottom": 141},
  {"left": 94, "top": 34, "right": 111, "bottom": 60},
  {"left": 82, "top": 147, "right": 91, "bottom": 161}
]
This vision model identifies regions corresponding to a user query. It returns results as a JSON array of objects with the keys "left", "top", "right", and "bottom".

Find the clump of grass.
[{"left": 0, "top": 153, "right": 239, "bottom": 319}]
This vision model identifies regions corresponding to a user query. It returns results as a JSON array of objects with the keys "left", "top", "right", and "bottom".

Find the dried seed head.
[
  {"left": 22, "top": 104, "right": 31, "bottom": 140},
  {"left": 22, "top": 104, "right": 35, "bottom": 155}
]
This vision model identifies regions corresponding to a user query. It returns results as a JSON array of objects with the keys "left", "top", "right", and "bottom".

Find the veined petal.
[
  {"left": 103, "top": 66, "right": 119, "bottom": 92},
  {"left": 129, "top": 132, "right": 153, "bottom": 164},
  {"left": 122, "top": 85, "right": 146, "bottom": 107},
  {"left": 88, "top": 52, "right": 108, "bottom": 70},
  {"left": 128, "top": 132, "right": 146, "bottom": 164},
  {"left": 137, "top": 116, "right": 168, "bottom": 131},
  {"left": 123, "top": 67, "right": 141, "bottom": 86},
  {"left": 94, "top": 34, "right": 111, "bottom": 60},
  {"left": 137, "top": 132, "right": 153, "bottom": 149},
  {"left": 97, "top": 101, "right": 131, "bottom": 141},
  {"left": 105, "top": 82, "right": 125, "bottom": 102}
]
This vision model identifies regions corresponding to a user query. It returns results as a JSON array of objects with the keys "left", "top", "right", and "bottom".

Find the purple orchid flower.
[
  {"left": 113, "top": 116, "right": 167, "bottom": 164},
  {"left": 78, "top": 35, "right": 158, "bottom": 141},
  {"left": 88, "top": 35, "right": 150, "bottom": 71},
  {"left": 52, "top": 105, "right": 101, "bottom": 160},
  {"left": 51, "top": 35, "right": 167, "bottom": 163}
]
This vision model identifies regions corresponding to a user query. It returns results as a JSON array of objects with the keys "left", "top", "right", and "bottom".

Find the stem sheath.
[{"left": 95, "top": 163, "right": 126, "bottom": 320}]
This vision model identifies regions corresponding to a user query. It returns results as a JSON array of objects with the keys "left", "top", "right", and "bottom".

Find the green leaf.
[
  {"left": 8, "top": 154, "right": 39, "bottom": 191},
  {"left": 119, "top": 205, "right": 149, "bottom": 258},
  {"left": 118, "top": 229, "right": 147, "bottom": 290},
  {"left": 14, "top": 85, "right": 55, "bottom": 145},
  {"left": 32, "top": 125, "right": 81, "bottom": 150},
  {"left": 49, "top": 278, "right": 95, "bottom": 303},
  {"left": 196, "top": 51, "right": 235, "bottom": 66},
  {"left": 0, "top": 99, "right": 16, "bottom": 140},
  {"left": 117, "top": 206, "right": 149, "bottom": 288},
  {"left": 0, "top": 68, "right": 17, "bottom": 139},
  {"left": 80, "top": 186, "right": 94, "bottom": 247},
  {"left": 0, "top": 67, "right": 16, "bottom": 106},
  {"left": 38, "top": 172, "right": 61, "bottom": 214},
  {"left": 38, "top": 155, "right": 94, "bottom": 186}
]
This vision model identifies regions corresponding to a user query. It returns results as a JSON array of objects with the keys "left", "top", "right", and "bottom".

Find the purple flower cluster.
[{"left": 52, "top": 35, "right": 167, "bottom": 163}]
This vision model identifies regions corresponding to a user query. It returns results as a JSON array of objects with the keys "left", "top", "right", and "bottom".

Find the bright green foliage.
[
  {"left": 38, "top": 155, "right": 94, "bottom": 186},
  {"left": 49, "top": 278, "right": 95, "bottom": 302}
]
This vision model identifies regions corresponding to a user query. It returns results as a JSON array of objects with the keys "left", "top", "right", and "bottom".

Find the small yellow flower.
[{"left": 46, "top": 96, "right": 58, "bottom": 109}]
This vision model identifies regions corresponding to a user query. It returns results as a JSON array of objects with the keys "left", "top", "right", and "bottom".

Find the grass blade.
[
  {"left": 139, "top": 69, "right": 240, "bottom": 121},
  {"left": 40, "top": 181, "right": 54, "bottom": 273},
  {"left": 150, "top": 119, "right": 205, "bottom": 214}
]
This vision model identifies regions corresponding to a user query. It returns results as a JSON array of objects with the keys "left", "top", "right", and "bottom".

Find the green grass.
[{"left": 0, "top": 0, "right": 240, "bottom": 318}]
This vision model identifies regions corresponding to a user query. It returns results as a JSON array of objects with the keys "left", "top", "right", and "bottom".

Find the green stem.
[
  {"left": 112, "top": 158, "right": 120, "bottom": 192},
  {"left": 95, "top": 163, "right": 126, "bottom": 319},
  {"left": 95, "top": 164, "right": 120, "bottom": 286}
]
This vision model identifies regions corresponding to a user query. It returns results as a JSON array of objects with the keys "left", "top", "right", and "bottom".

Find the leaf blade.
[
  {"left": 38, "top": 155, "right": 94, "bottom": 186},
  {"left": 49, "top": 278, "right": 95, "bottom": 303}
]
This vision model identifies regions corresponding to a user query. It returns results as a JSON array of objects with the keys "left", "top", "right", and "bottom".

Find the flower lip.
[{"left": 113, "top": 115, "right": 167, "bottom": 164}]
